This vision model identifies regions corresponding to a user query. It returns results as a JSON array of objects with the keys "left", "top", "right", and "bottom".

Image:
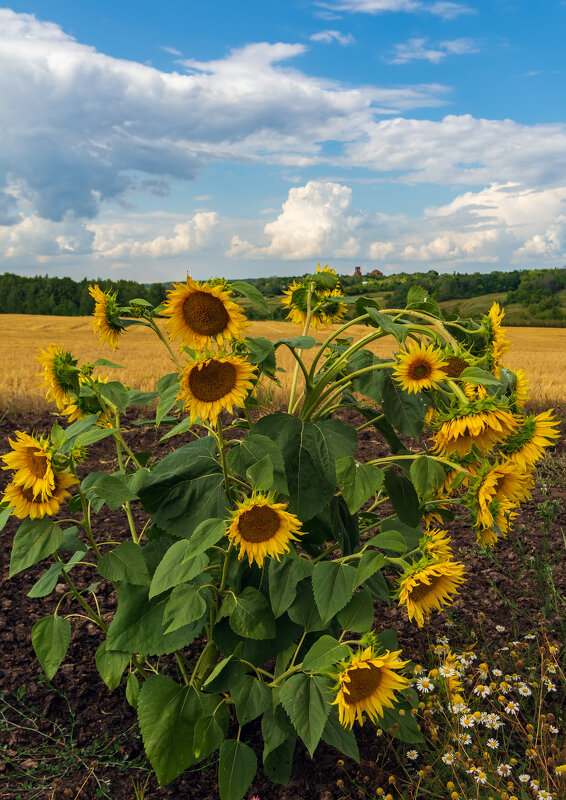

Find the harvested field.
[{"left": 1, "top": 314, "right": 565, "bottom": 411}]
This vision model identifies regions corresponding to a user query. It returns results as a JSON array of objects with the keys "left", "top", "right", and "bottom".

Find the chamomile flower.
[
  {"left": 518, "top": 774, "right": 530, "bottom": 783},
  {"left": 416, "top": 677, "right": 435, "bottom": 693},
  {"left": 487, "top": 738, "right": 499, "bottom": 749},
  {"left": 442, "top": 752, "right": 456, "bottom": 765},
  {"left": 518, "top": 684, "right": 532, "bottom": 697},
  {"left": 406, "top": 750, "right": 419, "bottom": 760},
  {"left": 497, "top": 764, "right": 512, "bottom": 777}
]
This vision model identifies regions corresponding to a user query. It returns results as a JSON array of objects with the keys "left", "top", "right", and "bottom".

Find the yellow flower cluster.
[{"left": 1, "top": 431, "right": 77, "bottom": 519}]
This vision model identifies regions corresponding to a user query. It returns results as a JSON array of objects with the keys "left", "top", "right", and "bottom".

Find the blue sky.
[{"left": 1, "top": 1, "right": 566, "bottom": 282}]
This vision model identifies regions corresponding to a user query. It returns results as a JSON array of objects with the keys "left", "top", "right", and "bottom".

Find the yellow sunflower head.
[
  {"left": 422, "top": 528, "right": 453, "bottom": 561},
  {"left": 397, "top": 559, "right": 467, "bottom": 627},
  {"left": 37, "top": 344, "right": 80, "bottom": 412},
  {"left": 332, "top": 645, "right": 410, "bottom": 729},
  {"left": 483, "top": 302, "right": 511, "bottom": 376},
  {"left": 226, "top": 494, "right": 302, "bottom": 568},
  {"left": 512, "top": 368, "right": 530, "bottom": 409},
  {"left": 470, "top": 459, "right": 533, "bottom": 534},
  {"left": 60, "top": 376, "right": 112, "bottom": 424},
  {"left": 178, "top": 354, "right": 257, "bottom": 425},
  {"left": 393, "top": 340, "right": 448, "bottom": 394},
  {"left": 89, "top": 284, "right": 125, "bottom": 349},
  {"left": 502, "top": 410, "right": 560, "bottom": 471},
  {"left": 163, "top": 276, "right": 247, "bottom": 349},
  {"left": 441, "top": 353, "right": 471, "bottom": 379},
  {"left": 1, "top": 431, "right": 55, "bottom": 501},
  {"left": 430, "top": 400, "right": 519, "bottom": 458},
  {"left": 2, "top": 469, "right": 78, "bottom": 520},
  {"left": 281, "top": 266, "right": 347, "bottom": 330}
]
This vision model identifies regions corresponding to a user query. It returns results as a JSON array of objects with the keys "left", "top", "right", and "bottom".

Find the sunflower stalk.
[
  {"left": 114, "top": 413, "right": 139, "bottom": 544},
  {"left": 287, "top": 281, "right": 314, "bottom": 413}
]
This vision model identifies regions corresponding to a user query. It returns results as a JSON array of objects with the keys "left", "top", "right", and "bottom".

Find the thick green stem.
[
  {"left": 175, "top": 652, "right": 191, "bottom": 685},
  {"left": 114, "top": 414, "right": 139, "bottom": 544},
  {"left": 58, "top": 565, "right": 107, "bottom": 632},
  {"left": 287, "top": 284, "right": 313, "bottom": 413},
  {"left": 148, "top": 317, "right": 183, "bottom": 370},
  {"left": 216, "top": 421, "right": 234, "bottom": 503},
  {"left": 75, "top": 486, "right": 102, "bottom": 559}
]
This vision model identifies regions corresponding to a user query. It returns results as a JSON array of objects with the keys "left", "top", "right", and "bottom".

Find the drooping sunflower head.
[
  {"left": 1, "top": 431, "right": 55, "bottom": 501},
  {"left": 502, "top": 410, "right": 560, "bottom": 471},
  {"left": 393, "top": 340, "right": 448, "bottom": 394},
  {"left": 163, "top": 276, "right": 247, "bottom": 349},
  {"left": 332, "top": 645, "right": 410, "bottom": 729},
  {"left": 398, "top": 559, "right": 467, "bottom": 628},
  {"left": 477, "top": 458, "right": 533, "bottom": 508},
  {"left": 89, "top": 284, "right": 125, "bottom": 350},
  {"left": 226, "top": 494, "right": 302, "bottom": 568},
  {"left": 2, "top": 469, "right": 78, "bottom": 520},
  {"left": 483, "top": 302, "right": 511, "bottom": 376},
  {"left": 430, "top": 400, "right": 519, "bottom": 458},
  {"left": 60, "top": 376, "right": 112, "bottom": 425},
  {"left": 422, "top": 528, "right": 453, "bottom": 561},
  {"left": 178, "top": 354, "right": 257, "bottom": 425},
  {"left": 512, "top": 368, "right": 530, "bottom": 409},
  {"left": 470, "top": 459, "right": 533, "bottom": 535},
  {"left": 37, "top": 344, "right": 80, "bottom": 412}
]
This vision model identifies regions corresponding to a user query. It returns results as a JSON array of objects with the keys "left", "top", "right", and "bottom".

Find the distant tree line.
[
  {"left": 1, "top": 267, "right": 565, "bottom": 322},
  {"left": 0, "top": 274, "right": 167, "bottom": 316}
]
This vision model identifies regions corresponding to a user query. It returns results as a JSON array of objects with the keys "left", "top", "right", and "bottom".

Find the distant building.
[{"left": 353, "top": 266, "right": 383, "bottom": 277}]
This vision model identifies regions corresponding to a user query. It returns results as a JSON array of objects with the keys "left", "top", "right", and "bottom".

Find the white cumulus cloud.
[{"left": 227, "top": 181, "right": 360, "bottom": 260}]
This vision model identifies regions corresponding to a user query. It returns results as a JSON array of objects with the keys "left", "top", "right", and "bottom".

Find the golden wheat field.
[{"left": 1, "top": 313, "right": 565, "bottom": 412}]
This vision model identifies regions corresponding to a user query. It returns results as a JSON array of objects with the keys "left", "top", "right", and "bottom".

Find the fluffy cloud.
[
  {"left": 0, "top": 9, "right": 446, "bottom": 225},
  {"left": 91, "top": 212, "right": 219, "bottom": 259},
  {"left": 227, "top": 181, "right": 360, "bottom": 260},
  {"left": 388, "top": 37, "right": 479, "bottom": 64},
  {"left": 230, "top": 180, "right": 566, "bottom": 269},
  {"left": 343, "top": 115, "right": 566, "bottom": 187}
]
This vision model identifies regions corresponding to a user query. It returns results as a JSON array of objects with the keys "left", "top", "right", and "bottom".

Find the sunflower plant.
[{"left": 0, "top": 275, "right": 559, "bottom": 800}]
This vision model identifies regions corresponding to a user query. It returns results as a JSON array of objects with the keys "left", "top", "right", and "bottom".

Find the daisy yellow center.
[
  {"left": 408, "top": 360, "right": 432, "bottom": 380},
  {"left": 188, "top": 361, "right": 237, "bottom": 402},
  {"left": 444, "top": 356, "right": 469, "bottom": 378},
  {"left": 408, "top": 574, "right": 443, "bottom": 602},
  {"left": 237, "top": 505, "right": 281, "bottom": 543},
  {"left": 182, "top": 291, "right": 230, "bottom": 336},
  {"left": 343, "top": 663, "right": 383, "bottom": 705},
  {"left": 25, "top": 450, "right": 49, "bottom": 477}
]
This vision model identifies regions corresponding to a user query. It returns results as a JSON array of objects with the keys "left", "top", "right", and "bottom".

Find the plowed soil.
[{"left": 1, "top": 407, "right": 565, "bottom": 800}]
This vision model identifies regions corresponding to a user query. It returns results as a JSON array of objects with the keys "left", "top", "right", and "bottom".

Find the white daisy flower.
[
  {"left": 518, "top": 773, "right": 531, "bottom": 783},
  {"left": 459, "top": 733, "right": 472, "bottom": 745},
  {"left": 406, "top": 750, "right": 419, "bottom": 760},
  {"left": 442, "top": 752, "right": 455, "bottom": 765},
  {"left": 495, "top": 624, "right": 506, "bottom": 632},
  {"left": 460, "top": 714, "right": 475, "bottom": 728},
  {"left": 497, "top": 763, "right": 512, "bottom": 776},
  {"left": 518, "top": 684, "right": 532, "bottom": 697},
  {"left": 474, "top": 684, "right": 491, "bottom": 698},
  {"left": 416, "top": 677, "right": 435, "bottom": 693},
  {"left": 487, "top": 738, "right": 499, "bottom": 749}
]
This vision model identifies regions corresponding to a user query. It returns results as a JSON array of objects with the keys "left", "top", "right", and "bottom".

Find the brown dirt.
[{"left": 1, "top": 406, "right": 565, "bottom": 800}]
